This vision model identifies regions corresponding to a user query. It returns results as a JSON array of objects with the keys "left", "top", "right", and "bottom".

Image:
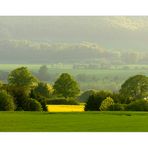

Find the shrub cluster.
[
  {"left": 23, "top": 98, "right": 43, "bottom": 111},
  {"left": 0, "top": 90, "right": 15, "bottom": 111},
  {"left": 127, "top": 99, "right": 148, "bottom": 111},
  {"left": 108, "top": 103, "right": 127, "bottom": 111}
]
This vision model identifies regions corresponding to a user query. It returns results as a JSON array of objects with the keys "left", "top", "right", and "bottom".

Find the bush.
[
  {"left": 99, "top": 97, "right": 114, "bottom": 111},
  {"left": 23, "top": 98, "right": 43, "bottom": 111},
  {"left": 108, "top": 103, "right": 127, "bottom": 111},
  {"left": 0, "top": 90, "right": 15, "bottom": 111},
  {"left": 85, "top": 90, "right": 112, "bottom": 111},
  {"left": 36, "top": 96, "right": 48, "bottom": 111},
  {"left": 47, "top": 98, "right": 79, "bottom": 105},
  {"left": 127, "top": 99, "right": 148, "bottom": 111}
]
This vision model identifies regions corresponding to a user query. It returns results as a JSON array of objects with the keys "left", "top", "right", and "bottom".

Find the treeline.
[
  {"left": 0, "top": 66, "right": 148, "bottom": 111},
  {"left": 0, "top": 39, "right": 148, "bottom": 64},
  {"left": 82, "top": 75, "right": 148, "bottom": 111},
  {"left": 0, "top": 67, "right": 80, "bottom": 111}
]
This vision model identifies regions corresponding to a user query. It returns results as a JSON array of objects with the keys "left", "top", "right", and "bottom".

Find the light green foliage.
[
  {"left": 7, "top": 67, "right": 38, "bottom": 110},
  {"left": 120, "top": 75, "right": 148, "bottom": 103},
  {"left": 99, "top": 97, "right": 114, "bottom": 111},
  {"left": 53, "top": 73, "right": 80, "bottom": 98},
  {"left": 0, "top": 90, "right": 15, "bottom": 111},
  {"left": 8, "top": 67, "right": 38, "bottom": 87}
]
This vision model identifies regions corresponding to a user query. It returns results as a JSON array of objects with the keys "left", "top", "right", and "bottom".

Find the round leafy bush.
[
  {"left": 23, "top": 98, "right": 43, "bottom": 111},
  {"left": 36, "top": 96, "right": 48, "bottom": 111},
  {"left": 99, "top": 97, "right": 114, "bottom": 111},
  {"left": 127, "top": 99, "right": 148, "bottom": 111},
  {"left": 0, "top": 90, "right": 15, "bottom": 111}
]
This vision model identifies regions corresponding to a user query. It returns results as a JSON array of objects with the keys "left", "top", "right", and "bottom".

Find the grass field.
[{"left": 1, "top": 111, "right": 148, "bottom": 132}]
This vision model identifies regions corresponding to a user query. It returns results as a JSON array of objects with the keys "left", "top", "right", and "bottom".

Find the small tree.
[
  {"left": 53, "top": 73, "right": 80, "bottom": 98},
  {"left": 0, "top": 90, "right": 15, "bottom": 111},
  {"left": 99, "top": 97, "right": 114, "bottom": 111}
]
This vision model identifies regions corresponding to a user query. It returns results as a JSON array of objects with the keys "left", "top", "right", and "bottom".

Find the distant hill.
[{"left": 0, "top": 16, "right": 148, "bottom": 64}]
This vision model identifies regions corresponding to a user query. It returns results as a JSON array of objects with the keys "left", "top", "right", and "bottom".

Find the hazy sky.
[{"left": 0, "top": 16, "right": 148, "bottom": 50}]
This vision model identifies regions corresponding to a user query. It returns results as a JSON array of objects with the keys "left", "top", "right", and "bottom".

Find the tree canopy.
[
  {"left": 8, "top": 67, "right": 38, "bottom": 87},
  {"left": 53, "top": 73, "right": 80, "bottom": 98},
  {"left": 119, "top": 75, "right": 148, "bottom": 103}
]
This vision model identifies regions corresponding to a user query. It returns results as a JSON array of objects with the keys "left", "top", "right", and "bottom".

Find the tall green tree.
[
  {"left": 53, "top": 73, "right": 80, "bottom": 98},
  {"left": 119, "top": 75, "right": 148, "bottom": 103},
  {"left": 8, "top": 67, "right": 38, "bottom": 110},
  {"left": 8, "top": 67, "right": 37, "bottom": 87}
]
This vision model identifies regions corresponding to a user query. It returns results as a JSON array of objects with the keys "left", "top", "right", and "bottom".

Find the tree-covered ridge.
[{"left": 0, "top": 39, "right": 148, "bottom": 64}]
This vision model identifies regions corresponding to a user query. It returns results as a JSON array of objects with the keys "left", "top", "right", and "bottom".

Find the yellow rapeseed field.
[{"left": 47, "top": 104, "right": 85, "bottom": 112}]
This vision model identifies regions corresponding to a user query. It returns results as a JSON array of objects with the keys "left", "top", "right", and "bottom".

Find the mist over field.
[{"left": 0, "top": 16, "right": 148, "bottom": 64}]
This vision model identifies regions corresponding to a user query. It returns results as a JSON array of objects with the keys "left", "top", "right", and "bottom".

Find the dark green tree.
[
  {"left": 85, "top": 90, "right": 112, "bottom": 111},
  {"left": 0, "top": 90, "right": 15, "bottom": 111},
  {"left": 32, "top": 82, "right": 53, "bottom": 98},
  {"left": 119, "top": 75, "right": 148, "bottom": 103},
  {"left": 23, "top": 98, "right": 43, "bottom": 111},
  {"left": 53, "top": 73, "right": 80, "bottom": 98},
  {"left": 31, "top": 82, "right": 53, "bottom": 111}
]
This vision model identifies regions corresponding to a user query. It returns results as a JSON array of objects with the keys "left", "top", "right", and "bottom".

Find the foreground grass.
[{"left": 0, "top": 111, "right": 148, "bottom": 132}]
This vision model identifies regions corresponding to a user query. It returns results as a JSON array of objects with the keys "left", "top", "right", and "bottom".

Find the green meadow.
[{"left": 1, "top": 111, "right": 148, "bottom": 132}]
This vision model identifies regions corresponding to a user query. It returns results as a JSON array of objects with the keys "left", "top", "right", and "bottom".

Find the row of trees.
[
  {"left": 0, "top": 66, "right": 148, "bottom": 111},
  {"left": 84, "top": 75, "right": 148, "bottom": 111},
  {"left": 0, "top": 67, "right": 80, "bottom": 111}
]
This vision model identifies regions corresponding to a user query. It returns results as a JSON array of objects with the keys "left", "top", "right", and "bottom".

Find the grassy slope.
[{"left": 0, "top": 111, "right": 148, "bottom": 132}]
